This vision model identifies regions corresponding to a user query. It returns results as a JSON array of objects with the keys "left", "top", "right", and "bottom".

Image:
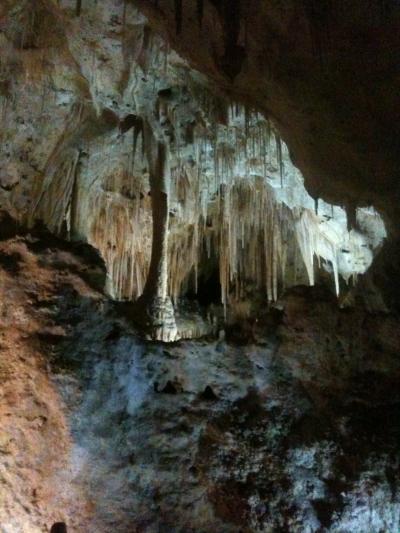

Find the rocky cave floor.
[{"left": 1, "top": 232, "right": 400, "bottom": 533}]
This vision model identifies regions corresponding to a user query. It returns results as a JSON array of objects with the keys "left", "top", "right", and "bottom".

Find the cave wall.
[
  {"left": 1, "top": 234, "right": 400, "bottom": 532},
  {"left": 1, "top": 2, "right": 400, "bottom": 530}
]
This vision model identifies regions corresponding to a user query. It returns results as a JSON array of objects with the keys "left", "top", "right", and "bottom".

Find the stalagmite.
[{"left": 132, "top": 119, "right": 178, "bottom": 342}]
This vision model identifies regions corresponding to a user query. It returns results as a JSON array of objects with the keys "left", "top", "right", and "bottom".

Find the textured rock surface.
[
  {"left": 1, "top": 1, "right": 400, "bottom": 531},
  {"left": 1, "top": 235, "right": 399, "bottom": 532},
  {"left": 0, "top": 235, "right": 102, "bottom": 531}
]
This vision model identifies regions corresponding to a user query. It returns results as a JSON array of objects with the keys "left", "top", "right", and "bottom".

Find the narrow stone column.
[{"left": 136, "top": 120, "right": 178, "bottom": 342}]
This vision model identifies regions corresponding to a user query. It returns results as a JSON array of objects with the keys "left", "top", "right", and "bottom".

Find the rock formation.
[
  {"left": 0, "top": 0, "right": 388, "bottom": 338},
  {"left": 0, "top": 0, "right": 399, "bottom": 531}
]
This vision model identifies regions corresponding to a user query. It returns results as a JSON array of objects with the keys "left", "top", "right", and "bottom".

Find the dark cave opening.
[
  {"left": 186, "top": 265, "right": 222, "bottom": 307},
  {"left": 50, "top": 523, "right": 67, "bottom": 533}
]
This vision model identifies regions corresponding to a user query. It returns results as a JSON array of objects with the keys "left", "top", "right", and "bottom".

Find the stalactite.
[
  {"left": 31, "top": 102, "right": 85, "bottom": 229},
  {"left": 275, "top": 133, "right": 284, "bottom": 186},
  {"left": 133, "top": 116, "right": 144, "bottom": 162},
  {"left": 294, "top": 208, "right": 343, "bottom": 295}
]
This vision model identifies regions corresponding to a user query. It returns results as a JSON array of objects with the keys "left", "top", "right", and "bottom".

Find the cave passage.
[
  {"left": 186, "top": 265, "right": 222, "bottom": 307},
  {"left": 50, "top": 523, "right": 67, "bottom": 533}
]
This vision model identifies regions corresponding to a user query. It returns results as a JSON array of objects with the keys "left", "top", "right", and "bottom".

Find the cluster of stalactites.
[
  {"left": 29, "top": 86, "right": 370, "bottom": 308},
  {"left": 73, "top": 154, "right": 153, "bottom": 300},
  {"left": 186, "top": 94, "right": 283, "bottom": 189},
  {"left": 48, "top": 102, "right": 335, "bottom": 306},
  {"left": 162, "top": 102, "right": 289, "bottom": 308},
  {"left": 294, "top": 206, "right": 382, "bottom": 295},
  {"left": 28, "top": 102, "right": 86, "bottom": 233},
  {"left": 167, "top": 162, "right": 292, "bottom": 309},
  {"left": 295, "top": 208, "right": 340, "bottom": 295},
  {"left": 84, "top": 189, "right": 151, "bottom": 300},
  {"left": 211, "top": 178, "right": 290, "bottom": 309}
]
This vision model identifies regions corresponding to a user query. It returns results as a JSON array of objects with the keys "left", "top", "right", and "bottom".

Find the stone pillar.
[{"left": 137, "top": 120, "right": 178, "bottom": 342}]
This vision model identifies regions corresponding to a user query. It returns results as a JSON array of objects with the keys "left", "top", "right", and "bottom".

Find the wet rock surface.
[{"left": 1, "top": 236, "right": 400, "bottom": 532}]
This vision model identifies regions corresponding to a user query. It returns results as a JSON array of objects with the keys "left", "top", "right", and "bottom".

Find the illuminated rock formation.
[{"left": 0, "top": 1, "right": 387, "bottom": 337}]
